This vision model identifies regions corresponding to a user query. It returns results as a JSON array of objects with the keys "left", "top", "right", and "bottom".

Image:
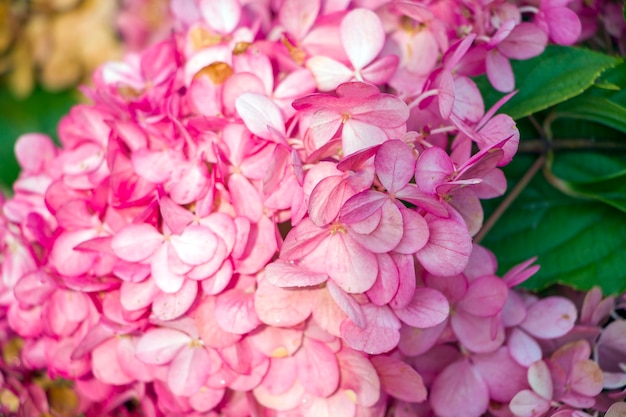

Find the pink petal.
[
  {"left": 520, "top": 296, "right": 577, "bottom": 339},
  {"left": 151, "top": 245, "right": 186, "bottom": 294},
  {"left": 472, "top": 347, "right": 529, "bottom": 402},
  {"left": 415, "top": 217, "right": 472, "bottom": 277},
  {"left": 371, "top": 355, "right": 427, "bottom": 402},
  {"left": 340, "top": 304, "right": 401, "bottom": 354},
  {"left": 92, "top": 338, "right": 134, "bottom": 385},
  {"left": 327, "top": 280, "right": 366, "bottom": 329},
  {"left": 199, "top": 0, "right": 240, "bottom": 33},
  {"left": 508, "top": 328, "right": 543, "bottom": 367},
  {"left": 135, "top": 328, "right": 191, "bottom": 365},
  {"left": 117, "top": 337, "right": 156, "bottom": 382},
  {"left": 438, "top": 70, "right": 455, "bottom": 119},
  {"left": 366, "top": 253, "right": 400, "bottom": 306},
  {"left": 375, "top": 140, "right": 416, "bottom": 193},
  {"left": 336, "top": 348, "right": 381, "bottom": 407},
  {"left": 430, "top": 359, "right": 490, "bottom": 417},
  {"left": 351, "top": 200, "right": 404, "bottom": 254},
  {"left": 15, "top": 133, "right": 56, "bottom": 172},
  {"left": 606, "top": 402, "right": 626, "bottom": 417},
  {"left": 528, "top": 360, "right": 553, "bottom": 400},
  {"left": 195, "top": 297, "right": 242, "bottom": 349},
  {"left": 486, "top": 49, "right": 514, "bottom": 93},
  {"left": 451, "top": 312, "right": 505, "bottom": 353},
  {"left": 120, "top": 279, "right": 159, "bottom": 311},
  {"left": 570, "top": 360, "right": 603, "bottom": 397},
  {"left": 215, "top": 289, "right": 261, "bottom": 334},
  {"left": 265, "top": 260, "right": 328, "bottom": 287},
  {"left": 189, "top": 386, "right": 225, "bottom": 412},
  {"left": 415, "top": 146, "right": 454, "bottom": 195},
  {"left": 326, "top": 232, "right": 378, "bottom": 293},
  {"left": 545, "top": 7, "right": 581, "bottom": 45},
  {"left": 393, "top": 287, "right": 449, "bottom": 328},
  {"left": 235, "top": 93, "right": 286, "bottom": 140},
  {"left": 279, "top": 0, "right": 320, "bottom": 41},
  {"left": 112, "top": 224, "right": 162, "bottom": 262},
  {"left": 340, "top": 9, "right": 384, "bottom": 70},
  {"left": 159, "top": 197, "right": 194, "bottom": 235},
  {"left": 499, "top": 23, "right": 548, "bottom": 60},
  {"left": 296, "top": 338, "right": 340, "bottom": 397},
  {"left": 168, "top": 346, "right": 211, "bottom": 396},
  {"left": 49, "top": 230, "right": 98, "bottom": 277},
  {"left": 361, "top": 54, "right": 400, "bottom": 85},
  {"left": 255, "top": 277, "right": 314, "bottom": 327},
  {"left": 170, "top": 225, "right": 218, "bottom": 266},
  {"left": 306, "top": 56, "right": 353, "bottom": 91},
  {"left": 509, "top": 389, "right": 552, "bottom": 417},
  {"left": 152, "top": 280, "right": 198, "bottom": 321},
  {"left": 342, "top": 119, "right": 387, "bottom": 156},
  {"left": 457, "top": 275, "right": 509, "bottom": 317}
]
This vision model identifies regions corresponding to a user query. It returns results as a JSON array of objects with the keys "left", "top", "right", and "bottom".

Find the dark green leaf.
[
  {"left": 475, "top": 46, "right": 619, "bottom": 119},
  {"left": 0, "top": 87, "right": 78, "bottom": 189},
  {"left": 553, "top": 95, "right": 626, "bottom": 134},
  {"left": 481, "top": 153, "right": 626, "bottom": 295}
]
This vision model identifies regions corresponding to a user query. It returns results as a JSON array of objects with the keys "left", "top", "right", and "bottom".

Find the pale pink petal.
[
  {"left": 508, "top": 328, "right": 543, "bottom": 367},
  {"left": 170, "top": 225, "right": 218, "bottom": 266},
  {"left": 371, "top": 355, "right": 427, "bottom": 402},
  {"left": 255, "top": 277, "right": 314, "bottom": 327},
  {"left": 135, "top": 328, "right": 191, "bottom": 365},
  {"left": 168, "top": 346, "right": 211, "bottom": 396},
  {"left": 159, "top": 197, "right": 194, "bottom": 235},
  {"left": 336, "top": 348, "right": 381, "bottom": 407},
  {"left": 520, "top": 296, "right": 577, "bottom": 339},
  {"left": 306, "top": 56, "right": 354, "bottom": 91},
  {"left": 195, "top": 297, "right": 242, "bottom": 349},
  {"left": 389, "top": 253, "right": 417, "bottom": 310},
  {"left": 605, "top": 402, "right": 626, "bottom": 417},
  {"left": 509, "top": 389, "right": 552, "bottom": 417},
  {"left": 340, "top": 9, "right": 385, "bottom": 70},
  {"left": 215, "top": 289, "right": 261, "bottom": 334},
  {"left": 438, "top": 70, "right": 455, "bottom": 119},
  {"left": 279, "top": 0, "right": 320, "bottom": 40},
  {"left": 342, "top": 119, "right": 387, "bottom": 156},
  {"left": 452, "top": 76, "right": 484, "bottom": 123},
  {"left": 120, "top": 278, "right": 159, "bottom": 312},
  {"left": 327, "top": 280, "right": 366, "bottom": 328},
  {"left": 340, "top": 304, "right": 401, "bottom": 354},
  {"left": 15, "top": 133, "right": 56, "bottom": 172},
  {"left": 309, "top": 175, "right": 354, "bottom": 226},
  {"left": 199, "top": 0, "right": 240, "bottom": 33},
  {"left": 151, "top": 245, "right": 186, "bottom": 294},
  {"left": 451, "top": 312, "right": 505, "bottom": 353},
  {"left": 232, "top": 216, "right": 278, "bottom": 274},
  {"left": 117, "top": 337, "right": 156, "bottom": 382},
  {"left": 249, "top": 326, "right": 303, "bottom": 358},
  {"left": 265, "top": 260, "right": 328, "bottom": 287},
  {"left": 361, "top": 55, "right": 399, "bottom": 85},
  {"left": 111, "top": 224, "right": 162, "bottom": 262},
  {"left": 351, "top": 201, "right": 404, "bottom": 253},
  {"left": 296, "top": 338, "right": 340, "bottom": 397},
  {"left": 430, "top": 359, "right": 489, "bottom": 417},
  {"left": 152, "top": 280, "right": 198, "bottom": 321},
  {"left": 235, "top": 93, "right": 286, "bottom": 140},
  {"left": 499, "top": 23, "right": 548, "bottom": 59},
  {"left": 414, "top": 146, "right": 454, "bottom": 195},
  {"left": 50, "top": 230, "right": 98, "bottom": 277},
  {"left": 393, "top": 287, "right": 449, "bottom": 328},
  {"left": 131, "top": 149, "right": 173, "bottom": 183},
  {"left": 570, "top": 360, "right": 603, "bottom": 397},
  {"left": 528, "top": 360, "right": 553, "bottom": 400},
  {"left": 189, "top": 386, "right": 225, "bottom": 412},
  {"left": 326, "top": 233, "right": 378, "bottom": 293},
  {"left": 398, "top": 320, "right": 447, "bottom": 357},
  {"left": 92, "top": 338, "right": 134, "bottom": 385}
]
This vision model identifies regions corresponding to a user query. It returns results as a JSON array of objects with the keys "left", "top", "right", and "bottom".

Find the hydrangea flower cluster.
[{"left": 1, "top": 0, "right": 624, "bottom": 416}]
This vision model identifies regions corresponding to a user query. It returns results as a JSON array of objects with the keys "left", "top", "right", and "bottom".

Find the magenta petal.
[
  {"left": 340, "top": 8, "right": 384, "bottom": 70},
  {"left": 135, "top": 328, "right": 191, "bottom": 365},
  {"left": 371, "top": 355, "right": 427, "bottom": 402},
  {"left": 393, "top": 287, "right": 449, "bottom": 328},
  {"left": 340, "top": 304, "right": 401, "bottom": 354},
  {"left": 430, "top": 359, "right": 490, "bottom": 417},
  {"left": 520, "top": 296, "right": 577, "bottom": 339},
  {"left": 168, "top": 346, "right": 211, "bottom": 396},
  {"left": 112, "top": 224, "right": 162, "bottom": 262}
]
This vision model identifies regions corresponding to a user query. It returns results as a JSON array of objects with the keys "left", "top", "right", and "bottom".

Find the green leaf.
[
  {"left": 553, "top": 95, "right": 626, "bottom": 134},
  {"left": 564, "top": 170, "right": 626, "bottom": 213},
  {"left": 0, "top": 87, "right": 78, "bottom": 189},
  {"left": 475, "top": 46, "right": 619, "bottom": 120},
  {"left": 481, "top": 153, "right": 626, "bottom": 295}
]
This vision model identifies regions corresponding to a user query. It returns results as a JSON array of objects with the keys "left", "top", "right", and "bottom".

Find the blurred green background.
[{"left": 0, "top": 87, "right": 77, "bottom": 189}]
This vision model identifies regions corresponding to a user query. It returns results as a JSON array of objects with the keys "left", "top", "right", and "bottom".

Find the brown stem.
[{"left": 474, "top": 154, "right": 546, "bottom": 244}]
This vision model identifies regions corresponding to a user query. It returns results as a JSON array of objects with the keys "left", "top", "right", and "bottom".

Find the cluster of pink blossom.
[{"left": 1, "top": 0, "right": 625, "bottom": 416}]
